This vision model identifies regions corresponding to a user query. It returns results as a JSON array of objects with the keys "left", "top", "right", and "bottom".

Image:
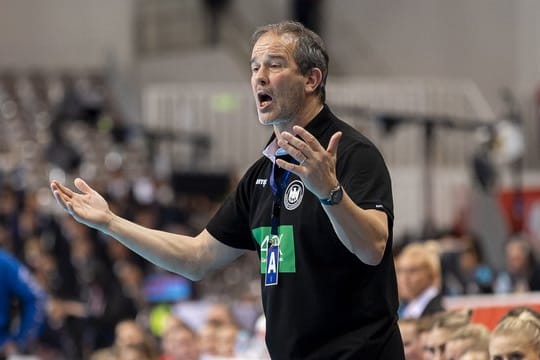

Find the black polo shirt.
[{"left": 206, "top": 105, "right": 404, "bottom": 359}]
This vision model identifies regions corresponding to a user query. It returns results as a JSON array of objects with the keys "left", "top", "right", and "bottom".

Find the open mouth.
[{"left": 257, "top": 92, "right": 273, "bottom": 109}]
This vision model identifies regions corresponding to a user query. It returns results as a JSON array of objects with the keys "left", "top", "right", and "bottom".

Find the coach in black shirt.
[{"left": 51, "top": 21, "right": 404, "bottom": 359}]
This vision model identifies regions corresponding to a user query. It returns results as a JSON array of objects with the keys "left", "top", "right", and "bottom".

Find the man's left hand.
[{"left": 277, "top": 125, "right": 342, "bottom": 200}]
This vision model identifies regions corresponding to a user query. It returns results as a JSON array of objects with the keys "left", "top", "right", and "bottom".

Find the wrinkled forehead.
[{"left": 251, "top": 32, "right": 297, "bottom": 59}]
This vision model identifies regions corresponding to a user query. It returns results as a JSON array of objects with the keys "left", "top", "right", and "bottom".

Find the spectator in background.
[
  {"left": 396, "top": 242, "right": 445, "bottom": 319},
  {"left": 494, "top": 235, "right": 540, "bottom": 293},
  {"left": 214, "top": 323, "right": 238, "bottom": 358},
  {"left": 198, "top": 323, "right": 218, "bottom": 358},
  {"left": 117, "top": 342, "right": 156, "bottom": 360},
  {"left": 204, "top": 303, "right": 236, "bottom": 328},
  {"left": 398, "top": 318, "right": 422, "bottom": 360},
  {"left": 90, "top": 319, "right": 157, "bottom": 360},
  {"left": 442, "top": 234, "right": 494, "bottom": 296},
  {"left": 424, "top": 310, "right": 471, "bottom": 360},
  {"left": 460, "top": 346, "right": 489, "bottom": 360},
  {"left": 0, "top": 248, "right": 46, "bottom": 357},
  {"left": 489, "top": 308, "right": 540, "bottom": 360},
  {"left": 444, "top": 323, "right": 490, "bottom": 360},
  {"left": 417, "top": 314, "right": 439, "bottom": 360},
  {"left": 160, "top": 321, "right": 200, "bottom": 360}
]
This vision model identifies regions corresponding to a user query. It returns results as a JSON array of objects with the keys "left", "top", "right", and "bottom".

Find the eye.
[
  {"left": 251, "top": 65, "right": 259, "bottom": 73},
  {"left": 509, "top": 352, "right": 525, "bottom": 360}
]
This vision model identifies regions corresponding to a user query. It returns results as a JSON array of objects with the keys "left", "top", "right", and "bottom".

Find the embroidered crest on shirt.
[{"left": 284, "top": 180, "right": 304, "bottom": 210}]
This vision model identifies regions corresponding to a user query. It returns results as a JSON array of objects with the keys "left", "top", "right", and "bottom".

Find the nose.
[{"left": 253, "top": 66, "right": 268, "bottom": 86}]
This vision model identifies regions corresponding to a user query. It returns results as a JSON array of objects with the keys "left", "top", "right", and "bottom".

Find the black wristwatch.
[{"left": 320, "top": 184, "right": 343, "bottom": 205}]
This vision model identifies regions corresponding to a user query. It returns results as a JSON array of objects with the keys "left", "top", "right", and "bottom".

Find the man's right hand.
[{"left": 50, "top": 178, "right": 112, "bottom": 231}]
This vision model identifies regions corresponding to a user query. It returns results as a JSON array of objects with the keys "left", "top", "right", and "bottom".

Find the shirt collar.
[
  {"left": 262, "top": 104, "right": 333, "bottom": 162},
  {"left": 402, "top": 286, "right": 439, "bottom": 319}
]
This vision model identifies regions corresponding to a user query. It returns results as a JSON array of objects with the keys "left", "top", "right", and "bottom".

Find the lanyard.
[
  {"left": 265, "top": 148, "right": 295, "bottom": 286},
  {"left": 269, "top": 148, "right": 293, "bottom": 238}
]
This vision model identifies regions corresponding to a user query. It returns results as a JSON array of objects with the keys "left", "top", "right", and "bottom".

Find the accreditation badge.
[{"left": 264, "top": 235, "right": 280, "bottom": 286}]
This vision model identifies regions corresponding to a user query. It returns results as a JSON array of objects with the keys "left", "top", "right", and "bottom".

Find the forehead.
[
  {"left": 429, "top": 327, "right": 452, "bottom": 345},
  {"left": 398, "top": 252, "right": 425, "bottom": 266},
  {"left": 490, "top": 334, "right": 531, "bottom": 351},
  {"left": 251, "top": 32, "right": 297, "bottom": 60},
  {"left": 446, "top": 338, "right": 473, "bottom": 352}
]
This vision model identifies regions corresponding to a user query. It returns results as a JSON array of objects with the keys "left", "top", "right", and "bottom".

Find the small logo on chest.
[
  {"left": 256, "top": 178, "right": 267, "bottom": 187},
  {"left": 284, "top": 180, "right": 304, "bottom": 210}
]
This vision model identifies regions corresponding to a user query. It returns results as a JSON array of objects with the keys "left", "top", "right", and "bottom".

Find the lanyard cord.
[{"left": 269, "top": 149, "right": 295, "bottom": 238}]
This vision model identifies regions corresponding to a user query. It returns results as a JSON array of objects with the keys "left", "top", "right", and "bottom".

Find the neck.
[{"left": 273, "top": 100, "right": 324, "bottom": 141}]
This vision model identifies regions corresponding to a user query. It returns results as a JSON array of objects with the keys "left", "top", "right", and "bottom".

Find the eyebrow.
[{"left": 250, "top": 54, "right": 287, "bottom": 65}]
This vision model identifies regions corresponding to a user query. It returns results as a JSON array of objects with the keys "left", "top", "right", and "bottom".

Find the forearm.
[
  {"left": 103, "top": 213, "right": 205, "bottom": 280},
  {"left": 322, "top": 190, "right": 388, "bottom": 265}
]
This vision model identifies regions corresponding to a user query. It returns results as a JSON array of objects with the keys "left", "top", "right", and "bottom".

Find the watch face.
[{"left": 331, "top": 186, "right": 343, "bottom": 204}]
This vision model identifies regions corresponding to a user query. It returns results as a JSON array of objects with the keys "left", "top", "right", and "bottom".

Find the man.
[
  {"left": 0, "top": 249, "right": 46, "bottom": 356},
  {"left": 396, "top": 242, "right": 445, "bottom": 319},
  {"left": 51, "top": 21, "right": 403, "bottom": 359}
]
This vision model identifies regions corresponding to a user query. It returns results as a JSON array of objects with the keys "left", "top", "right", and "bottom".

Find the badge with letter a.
[{"left": 265, "top": 235, "right": 280, "bottom": 286}]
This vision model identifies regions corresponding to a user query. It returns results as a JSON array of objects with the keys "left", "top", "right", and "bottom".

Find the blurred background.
[{"left": 0, "top": 0, "right": 540, "bottom": 359}]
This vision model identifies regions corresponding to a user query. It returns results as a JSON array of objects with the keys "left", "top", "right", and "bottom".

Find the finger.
[
  {"left": 52, "top": 189, "right": 71, "bottom": 212},
  {"left": 51, "top": 181, "right": 75, "bottom": 198},
  {"left": 292, "top": 126, "right": 324, "bottom": 152},
  {"left": 279, "top": 131, "right": 313, "bottom": 158},
  {"left": 277, "top": 137, "right": 309, "bottom": 165},
  {"left": 74, "top": 178, "right": 93, "bottom": 194},
  {"left": 327, "top": 131, "right": 343, "bottom": 156},
  {"left": 276, "top": 158, "right": 303, "bottom": 175}
]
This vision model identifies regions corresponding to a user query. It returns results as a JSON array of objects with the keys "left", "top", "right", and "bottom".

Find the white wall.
[
  {"left": 0, "top": 0, "right": 538, "bottom": 109},
  {"left": 0, "top": 0, "right": 134, "bottom": 69},
  {"left": 323, "top": 0, "right": 520, "bottom": 109}
]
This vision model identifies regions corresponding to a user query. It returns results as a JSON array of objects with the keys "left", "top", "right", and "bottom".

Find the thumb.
[
  {"left": 74, "top": 178, "right": 93, "bottom": 194},
  {"left": 327, "top": 131, "right": 342, "bottom": 156}
]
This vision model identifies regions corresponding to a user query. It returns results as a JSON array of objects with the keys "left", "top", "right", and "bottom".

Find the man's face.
[
  {"left": 250, "top": 32, "right": 308, "bottom": 127},
  {"left": 396, "top": 254, "right": 433, "bottom": 300},
  {"left": 506, "top": 242, "right": 528, "bottom": 275}
]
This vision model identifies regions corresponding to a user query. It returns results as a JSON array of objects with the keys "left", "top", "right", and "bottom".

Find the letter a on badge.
[{"left": 265, "top": 244, "right": 279, "bottom": 286}]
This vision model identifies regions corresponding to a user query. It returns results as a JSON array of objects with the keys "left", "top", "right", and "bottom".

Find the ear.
[{"left": 304, "top": 68, "right": 323, "bottom": 95}]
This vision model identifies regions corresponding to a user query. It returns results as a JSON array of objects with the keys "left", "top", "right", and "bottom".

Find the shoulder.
[
  {"left": 422, "top": 294, "right": 445, "bottom": 316},
  {"left": 235, "top": 156, "right": 269, "bottom": 189},
  {"left": 325, "top": 108, "right": 383, "bottom": 156},
  {"left": 0, "top": 250, "right": 18, "bottom": 270}
]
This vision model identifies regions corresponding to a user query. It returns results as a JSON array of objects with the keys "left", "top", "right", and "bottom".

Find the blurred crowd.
[
  {"left": 0, "top": 70, "right": 262, "bottom": 359},
  {"left": 2, "top": 70, "right": 540, "bottom": 359},
  {"left": 396, "top": 238, "right": 540, "bottom": 360},
  {"left": 399, "top": 307, "right": 540, "bottom": 360}
]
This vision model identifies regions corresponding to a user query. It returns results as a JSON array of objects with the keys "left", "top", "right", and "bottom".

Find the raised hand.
[
  {"left": 276, "top": 125, "right": 342, "bottom": 200},
  {"left": 50, "top": 178, "right": 112, "bottom": 230}
]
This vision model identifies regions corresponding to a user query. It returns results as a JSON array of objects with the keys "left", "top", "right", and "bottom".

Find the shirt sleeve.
[
  {"left": 4, "top": 255, "right": 46, "bottom": 347},
  {"left": 339, "top": 143, "right": 394, "bottom": 223},
  {"left": 206, "top": 171, "right": 257, "bottom": 251}
]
